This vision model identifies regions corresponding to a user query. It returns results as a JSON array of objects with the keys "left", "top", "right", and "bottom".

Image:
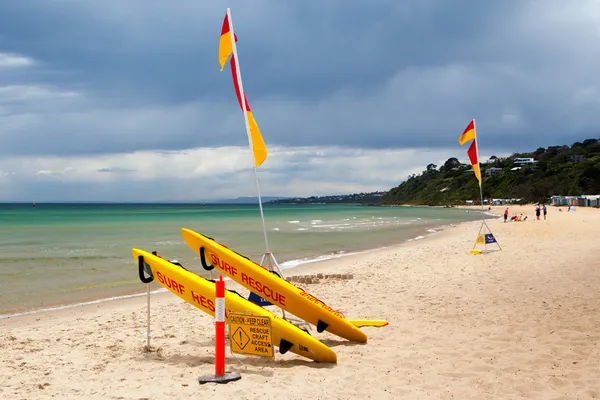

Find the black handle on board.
[
  {"left": 199, "top": 247, "right": 215, "bottom": 271},
  {"left": 138, "top": 255, "right": 154, "bottom": 283}
]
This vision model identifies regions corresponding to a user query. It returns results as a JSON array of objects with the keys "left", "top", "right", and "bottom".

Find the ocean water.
[{"left": 0, "top": 203, "right": 487, "bottom": 316}]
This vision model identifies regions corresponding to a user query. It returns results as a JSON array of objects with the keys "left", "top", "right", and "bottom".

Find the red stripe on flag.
[
  {"left": 230, "top": 55, "right": 251, "bottom": 112},
  {"left": 467, "top": 139, "right": 478, "bottom": 166},
  {"left": 463, "top": 120, "right": 474, "bottom": 136},
  {"left": 220, "top": 14, "right": 238, "bottom": 41},
  {"left": 220, "top": 14, "right": 230, "bottom": 35}
]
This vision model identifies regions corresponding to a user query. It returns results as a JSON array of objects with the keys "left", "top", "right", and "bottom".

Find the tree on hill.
[
  {"left": 440, "top": 157, "right": 460, "bottom": 172},
  {"left": 381, "top": 138, "right": 600, "bottom": 205}
]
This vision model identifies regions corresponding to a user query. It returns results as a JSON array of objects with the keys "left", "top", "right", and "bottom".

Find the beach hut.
[
  {"left": 582, "top": 194, "right": 600, "bottom": 207},
  {"left": 551, "top": 194, "right": 600, "bottom": 207}
]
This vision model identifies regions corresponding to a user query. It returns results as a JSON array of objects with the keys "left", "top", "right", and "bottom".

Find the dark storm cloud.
[{"left": 0, "top": 0, "right": 599, "bottom": 157}]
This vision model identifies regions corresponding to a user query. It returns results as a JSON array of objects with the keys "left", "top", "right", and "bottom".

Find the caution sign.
[
  {"left": 228, "top": 313, "right": 273, "bottom": 357},
  {"left": 476, "top": 234, "right": 485, "bottom": 244}
]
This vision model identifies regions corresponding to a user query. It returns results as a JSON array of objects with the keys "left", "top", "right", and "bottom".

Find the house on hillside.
[
  {"left": 513, "top": 157, "right": 537, "bottom": 166},
  {"left": 485, "top": 167, "right": 504, "bottom": 176}
]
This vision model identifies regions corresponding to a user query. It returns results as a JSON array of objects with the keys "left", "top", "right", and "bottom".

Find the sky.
[{"left": 1, "top": 0, "right": 599, "bottom": 201}]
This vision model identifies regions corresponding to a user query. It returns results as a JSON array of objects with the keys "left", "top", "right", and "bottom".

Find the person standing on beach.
[
  {"left": 503, "top": 207, "right": 509, "bottom": 223},
  {"left": 543, "top": 204, "right": 547, "bottom": 220},
  {"left": 535, "top": 204, "right": 541, "bottom": 220}
]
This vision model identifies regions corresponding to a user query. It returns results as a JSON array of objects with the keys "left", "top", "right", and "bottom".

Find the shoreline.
[
  {"left": 0, "top": 213, "right": 489, "bottom": 320},
  {"left": 1, "top": 205, "right": 488, "bottom": 317},
  {"left": 0, "top": 217, "right": 484, "bottom": 329}
]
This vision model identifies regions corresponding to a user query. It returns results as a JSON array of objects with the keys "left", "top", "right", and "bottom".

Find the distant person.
[
  {"left": 543, "top": 204, "right": 547, "bottom": 220},
  {"left": 503, "top": 207, "right": 509, "bottom": 223},
  {"left": 535, "top": 204, "right": 541, "bottom": 220}
]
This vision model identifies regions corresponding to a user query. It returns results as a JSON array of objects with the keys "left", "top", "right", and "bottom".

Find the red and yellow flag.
[
  {"left": 458, "top": 119, "right": 481, "bottom": 184},
  {"left": 230, "top": 56, "right": 267, "bottom": 167},
  {"left": 218, "top": 12, "right": 267, "bottom": 167},
  {"left": 458, "top": 119, "right": 475, "bottom": 145},
  {"left": 467, "top": 139, "right": 482, "bottom": 184},
  {"left": 218, "top": 14, "right": 237, "bottom": 71}
]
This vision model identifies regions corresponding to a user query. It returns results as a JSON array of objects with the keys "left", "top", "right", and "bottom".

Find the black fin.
[
  {"left": 279, "top": 339, "right": 294, "bottom": 355},
  {"left": 317, "top": 320, "right": 329, "bottom": 333}
]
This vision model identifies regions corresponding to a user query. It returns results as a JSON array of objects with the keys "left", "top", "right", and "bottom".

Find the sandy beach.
[{"left": 1, "top": 205, "right": 599, "bottom": 399}]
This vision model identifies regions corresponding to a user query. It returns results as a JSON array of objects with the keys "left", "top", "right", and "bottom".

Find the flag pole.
[
  {"left": 473, "top": 118, "right": 488, "bottom": 251},
  {"left": 224, "top": 9, "right": 297, "bottom": 324},
  {"left": 227, "top": 8, "right": 271, "bottom": 254}
]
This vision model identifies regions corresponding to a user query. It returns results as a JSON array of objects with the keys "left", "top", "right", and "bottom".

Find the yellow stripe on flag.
[
  {"left": 219, "top": 33, "right": 233, "bottom": 71},
  {"left": 472, "top": 163, "right": 482, "bottom": 184},
  {"left": 247, "top": 111, "right": 267, "bottom": 167},
  {"left": 458, "top": 120, "right": 476, "bottom": 145}
]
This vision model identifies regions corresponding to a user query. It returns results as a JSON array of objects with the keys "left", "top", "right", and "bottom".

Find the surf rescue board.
[
  {"left": 181, "top": 228, "right": 388, "bottom": 343},
  {"left": 133, "top": 248, "right": 337, "bottom": 363}
]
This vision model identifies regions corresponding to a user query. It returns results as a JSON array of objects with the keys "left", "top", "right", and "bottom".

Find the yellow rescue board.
[
  {"left": 349, "top": 320, "right": 389, "bottom": 328},
  {"left": 181, "top": 228, "right": 371, "bottom": 343},
  {"left": 132, "top": 248, "right": 337, "bottom": 363}
]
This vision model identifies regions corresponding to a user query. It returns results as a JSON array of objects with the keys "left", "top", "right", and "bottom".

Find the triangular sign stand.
[
  {"left": 471, "top": 220, "right": 502, "bottom": 254},
  {"left": 458, "top": 119, "right": 502, "bottom": 256},
  {"left": 249, "top": 252, "right": 312, "bottom": 331}
]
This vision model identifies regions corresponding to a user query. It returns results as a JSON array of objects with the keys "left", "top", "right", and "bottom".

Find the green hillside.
[
  {"left": 381, "top": 139, "right": 600, "bottom": 205},
  {"left": 267, "top": 192, "right": 385, "bottom": 205}
]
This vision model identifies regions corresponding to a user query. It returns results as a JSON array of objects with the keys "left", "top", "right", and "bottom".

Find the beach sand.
[{"left": 1, "top": 205, "right": 599, "bottom": 399}]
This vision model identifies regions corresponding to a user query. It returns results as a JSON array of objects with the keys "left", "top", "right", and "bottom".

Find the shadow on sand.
[{"left": 138, "top": 347, "right": 337, "bottom": 374}]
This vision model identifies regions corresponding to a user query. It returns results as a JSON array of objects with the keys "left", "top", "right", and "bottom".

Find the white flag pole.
[
  {"left": 227, "top": 8, "right": 271, "bottom": 254},
  {"left": 473, "top": 119, "right": 488, "bottom": 251},
  {"left": 223, "top": 10, "right": 306, "bottom": 327}
]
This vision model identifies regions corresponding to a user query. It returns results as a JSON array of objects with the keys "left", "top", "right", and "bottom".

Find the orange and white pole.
[
  {"left": 215, "top": 275, "right": 225, "bottom": 376},
  {"left": 198, "top": 274, "right": 241, "bottom": 384}
]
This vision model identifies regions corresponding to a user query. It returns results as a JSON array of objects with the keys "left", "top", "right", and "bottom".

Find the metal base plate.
[{"left": 198, "top": 371, "right": 242, "bottom": 384}]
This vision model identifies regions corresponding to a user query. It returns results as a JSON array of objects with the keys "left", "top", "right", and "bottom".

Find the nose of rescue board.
[{"left": 349, "top": 320, "right": 389, "bottom": 328}]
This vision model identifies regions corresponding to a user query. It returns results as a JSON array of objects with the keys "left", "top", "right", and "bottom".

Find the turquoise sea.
[{"left": 0, "top": 203, "right": 487, "bottom": 316}]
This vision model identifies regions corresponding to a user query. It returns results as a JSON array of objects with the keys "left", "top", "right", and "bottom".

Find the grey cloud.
[
  {"left": 0, "top": 145, "right": 511, "bottom": 202},
  {"left": 0, "top": 52, "right": 34, "bottom": 68},
  {"left": 0, "top": 0, "right": 599, "bottom": 159}
]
